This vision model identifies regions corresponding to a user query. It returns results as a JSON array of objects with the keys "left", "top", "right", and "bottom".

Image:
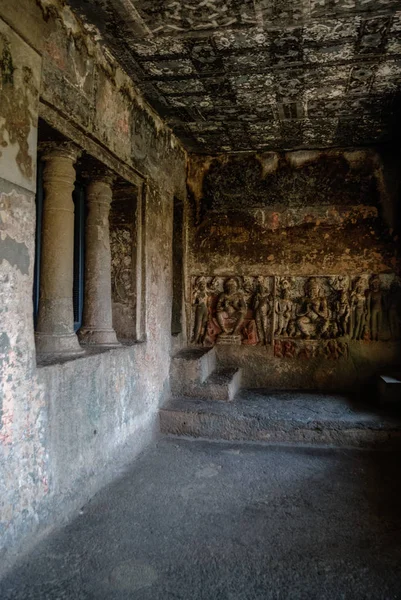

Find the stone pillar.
[
  {"left": 78, "top": 174, "right": 120, "bottom": 347},
  {"left": 35, "top": 142, "right": 84, "bottom": 356}
]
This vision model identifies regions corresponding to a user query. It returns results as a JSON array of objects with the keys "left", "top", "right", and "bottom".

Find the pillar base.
[
  {"left": 35, "top": 332, "right": 85, "bottom": 356},
  {"left": 78, "top": 327, "right": 121, "bottom": 347}
]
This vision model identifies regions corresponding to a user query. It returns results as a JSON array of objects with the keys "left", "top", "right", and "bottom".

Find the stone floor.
[{"left": 2, "top": 436, "right": 401, "bottom": 599}]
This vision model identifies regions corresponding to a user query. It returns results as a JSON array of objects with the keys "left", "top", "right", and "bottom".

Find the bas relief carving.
[
  {"left": 274, "top": 339, "right": 348, "bottom": 360},
  {"left": 275, "top": 278, "right": 292, "bottom": 337},
  {"left": 253, "top": 277, "right": 272, "bottom": 346},
  {"left": 388, "top": 280, "right": 401, "bottom": 341},
  {"left": 109, "top": 198, "right": 137, "bottom": 341},
  {"left": 296, "top": 277, "right": 330, "bottom": 340},
  {"left": 191, "top": 276, "right": 210, "bottom": 345},
  {"left": 190, "top": 276, "right": 273, "bottom": 346},
  {"left": 191, "top": 273, "right": 401, "bottom": 354},
  {"left": 216, "top": 277, "right": 247, "bottom": 342}
]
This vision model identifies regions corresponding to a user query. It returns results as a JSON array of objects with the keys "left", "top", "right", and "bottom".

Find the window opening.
[
  {"left": 33, "top": 160, "right": 44, "bottom": 329},
  {"left": 73, "top": 182, "right": 85, "bottom": 332}
]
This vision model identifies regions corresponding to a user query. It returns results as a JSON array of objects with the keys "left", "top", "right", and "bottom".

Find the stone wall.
[
  {"left": 0, "top": 0, "right": 187, "bottom": 574},
  {"left": 187, "top": 149, "right": 401, "bottom": 389}
]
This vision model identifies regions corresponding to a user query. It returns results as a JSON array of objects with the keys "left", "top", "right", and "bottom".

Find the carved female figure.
[
  {"left": 366, "top": 275, "right": 384, "bottom": 341},
  {"left": 350, "top": 277, "right": 367, "bottom": 340},
  {"left": 191, "top": 276, "right": 210, "bottom": 345},
  {"left": 275, "top": 279, "right": 293, "bottom": 337},
  {"left": 253, "top": 277, "right": 271, "bottom": 345}
]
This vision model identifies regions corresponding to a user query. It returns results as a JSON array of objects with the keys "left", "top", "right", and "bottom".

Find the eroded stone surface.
[{"left": 0, "top": 20, "right": 41, "bottom": 190}]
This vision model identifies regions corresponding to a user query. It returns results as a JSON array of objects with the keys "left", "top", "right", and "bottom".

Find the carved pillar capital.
[
  {"left": 81, "top": 169, "right": 116, "bottom": 206},
  {"left": 39, "top": 141, "right": 82, "bottom": 163}
]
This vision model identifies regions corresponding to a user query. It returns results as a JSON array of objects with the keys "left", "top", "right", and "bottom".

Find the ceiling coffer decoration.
[{"left": 70, "top": 0, "right": 401, "bottom": 152}]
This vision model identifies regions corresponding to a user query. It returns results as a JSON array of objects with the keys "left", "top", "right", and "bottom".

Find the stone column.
[
  {"left": 78, "top": 173, "right": 120, "bottom": 347},
  {"left": 35, "top": 142, "right": 84, "bottom": 356}
]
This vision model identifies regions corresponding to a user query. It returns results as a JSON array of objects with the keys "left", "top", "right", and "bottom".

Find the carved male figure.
[
  {"left": 253, "top": 277, "right": 271, "bottom": 345},
  {"left": 350, "top": 277, "right": 367, "bottom": 340},
  {"left": 216, "top": 277, "right": 247, "bottom": 336},
  {"left": 367, "top": 275, "right": 384, "bottom": 341},
  {"left": 388, "top": 279, "right": 401, "bottom": 340},
  {"left": 191, "top": 276, "right": 210, "bottom": 345},
  {"left": 275, "top": 279, "right": 293, "bottom": 337},
  {"left": 296, "top": 277, "right": 329, "bottom": 339}
]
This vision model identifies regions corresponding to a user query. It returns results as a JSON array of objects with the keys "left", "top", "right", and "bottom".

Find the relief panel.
[
  {"left": 190, "top": 273, "right": 401, "bottom": 352},
  {"left": 190, "top": 275, "right": 274, "bottom": 346},
  {"left": 273, "top": 274, "right": 400, "bottom": 344}
]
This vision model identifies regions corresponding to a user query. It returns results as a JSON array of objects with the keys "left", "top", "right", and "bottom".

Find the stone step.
[
  {"left": 201, "top": 367, "right": 242, "bottom": 402},
  {"left": 160, "top": 390, "right": 401, "bottom": 448},
  {"left": 170, "top": 347, "right": 217, "bottom": 395},
  {"left": 172, "top": 366, "right": 242, "bottom": 402}
]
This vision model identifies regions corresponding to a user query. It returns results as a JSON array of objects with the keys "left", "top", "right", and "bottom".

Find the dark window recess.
[
  {"left": 171, "top": 197, "right": 184, "bottom": 336},
  {"left": 33, "top": 160, "right": 44, "bottom": 329},
  {"left": 33, "top": 168, "right": 85, "bottom": 333},
  {"left": 73, "top": 183, "right": 85, "bottom": 332}
]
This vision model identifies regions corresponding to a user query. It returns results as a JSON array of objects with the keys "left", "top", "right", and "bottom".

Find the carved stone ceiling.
[{"left": 70, "top": 0, "right": 401, "bottom": 153}]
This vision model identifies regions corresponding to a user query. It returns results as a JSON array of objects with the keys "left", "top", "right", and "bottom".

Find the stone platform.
[{"left": 160, "top": 390, "right": 401, "bottom": 448}]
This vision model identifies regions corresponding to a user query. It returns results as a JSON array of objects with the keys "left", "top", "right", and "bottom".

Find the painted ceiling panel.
[{"left": 69, "top": 0, "right": 401, "bottom": 152}]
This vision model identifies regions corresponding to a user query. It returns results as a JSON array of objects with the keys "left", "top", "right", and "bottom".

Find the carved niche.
[
  {"left": 190, "top": 276, "right": 273, "bottom": 346},
  {"left": 109, "top": 189, "right": 137, "bottom": 340}
]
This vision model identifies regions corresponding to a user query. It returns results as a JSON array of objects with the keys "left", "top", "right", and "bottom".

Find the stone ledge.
[{"left": 36, "top": 340, "right": 146, "bottom": 368}]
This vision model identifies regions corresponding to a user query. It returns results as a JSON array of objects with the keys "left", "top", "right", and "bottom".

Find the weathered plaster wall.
[
  {"left": 0, "top": 0, "right": 187, "bottom": 575},
  {"left": 187, "top": 149, "right": 401, "bottom": 389}
]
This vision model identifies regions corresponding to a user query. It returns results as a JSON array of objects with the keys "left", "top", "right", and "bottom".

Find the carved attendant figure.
[
  {"left": 275, "top": 279, "right": 293, "bottom": 337},
  {"left": 191, "top": 276, "right": 210, "bottom": 345},
  {"left": 350, "top": 277, "right": 367, "bottom": 340},
  {"left": 335, "top": 288, "right": 350, "bottom": 337},
  {"left": 296, "top": 278, "right": 329, "bottom": 339},
  {"left": 216, "top": 277, "right": 247, "bottom": 337},
  {"left": 253, "top": 277, "right": 271, "bottom": 345},
  {"left": 388, "top": 279, "right": 401, "bottom": 340},
  {"left": 366, "top": 275, "right": 384, "bottom": 341}
]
